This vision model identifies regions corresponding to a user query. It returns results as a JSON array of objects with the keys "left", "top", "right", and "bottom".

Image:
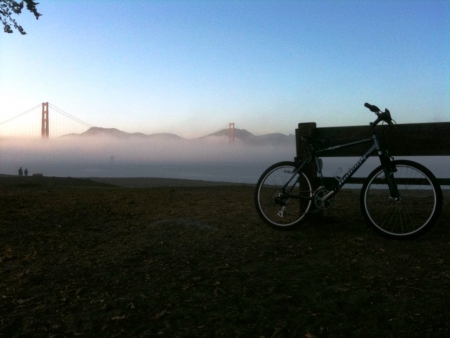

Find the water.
[
  {"left": 321, "top": 156, "right": 449, "bottom": 179},
  {"left": 2, "top": 156, "right": 448, "bottom": 186},
  {"left": 1, "top": 160, "right": 271, "bottom": 184}
]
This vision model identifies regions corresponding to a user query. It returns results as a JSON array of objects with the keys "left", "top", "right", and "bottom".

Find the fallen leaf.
[
  {"left": 154, "top": 310, "right": 171, "bottom": 320},
  {"left": 111, "top": 315, "right": 125, "bottom": 320}
]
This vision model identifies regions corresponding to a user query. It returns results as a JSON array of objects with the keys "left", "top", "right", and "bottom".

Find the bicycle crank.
[{"left": 314, "top": 187, "right": 335, "bottom": 210}]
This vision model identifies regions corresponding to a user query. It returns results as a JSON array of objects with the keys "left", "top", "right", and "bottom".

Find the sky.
[{"left": 0, "top": 0, "right": 449, "bottom": 139}]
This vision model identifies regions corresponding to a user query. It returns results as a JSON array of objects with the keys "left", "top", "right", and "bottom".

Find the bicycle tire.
[
  {"left": 360, "top": 160, "right": 442, "bottom": 239},
  {"left": 254, "top": 161, "right": 313, "bottom": 230}
]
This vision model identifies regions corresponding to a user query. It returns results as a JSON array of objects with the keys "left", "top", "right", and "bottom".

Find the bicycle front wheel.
[
  {"left": 254, "top": 161, "right": 313, "bottom": 230},
  {"left": 360, "top": 160, "right": 442, "bottom": 239}
]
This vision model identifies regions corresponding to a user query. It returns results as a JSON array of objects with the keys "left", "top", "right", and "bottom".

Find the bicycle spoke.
[
  {"left": 254, "top": 162, "right": 313, "bottom": 230},
  {"left": 361, "top": 160, "right": 442, "bottom": 239}
]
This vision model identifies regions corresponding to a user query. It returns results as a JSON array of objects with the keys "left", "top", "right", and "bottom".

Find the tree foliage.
[{"left": 0, "top": 0, "right": 41, "bottom": 34}]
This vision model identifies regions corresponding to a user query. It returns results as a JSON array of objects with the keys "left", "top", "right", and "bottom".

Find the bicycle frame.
[
  {"left": 315, "top": 137, "right": 376, "bottom": 200},
  {"left": 282, "top": 131, "right": 400, "bottom": 201},
  {"left": 255, "top": 103, "right": 442, "bottom": 237}
]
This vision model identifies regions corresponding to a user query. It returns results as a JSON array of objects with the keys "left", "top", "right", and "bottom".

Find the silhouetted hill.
[
  {"left": 146, "top": 133, "right": 185, "bottom": 141},
  {"left": 203, "top": 129, "right": 294, "bottom": 146},
  {"left": 61, "top": 127, "right": 294, "bottom": 146},
  {"left": 62, "top": 127, "right": 184, "bottom": 141},
  {"left": 82, "top": 127, "right": 145, "bottom": 138},
  {"left": 201, "top": 128, "right": 254, "bottom": 140}
]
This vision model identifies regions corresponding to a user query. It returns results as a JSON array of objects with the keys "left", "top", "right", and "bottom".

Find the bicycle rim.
[
  {"left": 361, "top": 161, "right": 441, "bottom": 239},
  {"left": 256, "top": 162, "right": 313, "bottom": 229}
]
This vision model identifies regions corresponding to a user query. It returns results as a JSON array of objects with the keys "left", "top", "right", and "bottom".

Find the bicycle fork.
[{"left": 379, "top": 152, "right": 401, "bottom": 201}]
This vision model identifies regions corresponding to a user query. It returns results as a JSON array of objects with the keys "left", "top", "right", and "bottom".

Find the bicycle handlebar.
[
  {"left": 364, "top": 102, "right": 380, "bottom": 113},
  {"left": 364, "top": 102, "right": 393, "bottom": 126}
]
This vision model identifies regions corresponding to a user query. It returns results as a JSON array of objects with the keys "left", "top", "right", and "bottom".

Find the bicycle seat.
[{"left": 301, "top": 136, "right": 330, "bottom": 147}]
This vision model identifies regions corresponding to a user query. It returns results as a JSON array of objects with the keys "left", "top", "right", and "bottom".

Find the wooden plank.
[
  {"left": 295, "top": 122, "right": 316, "bottom": 162},
  {"left": 438, "top": 178, "right": 450, "bottom": 186},
  {"left": 294, "top": 122, "right": 318, "bottom": 189},
  {"left": 320, "top": 177, "right": 450, "bottom": 186},
  {"left": 296, "top": 122, "right": 450, "bottom": 157}
]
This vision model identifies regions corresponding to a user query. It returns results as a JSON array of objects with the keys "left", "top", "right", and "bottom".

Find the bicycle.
[{"left": 254, "top": 103, "right": 443, "bottom": 239}]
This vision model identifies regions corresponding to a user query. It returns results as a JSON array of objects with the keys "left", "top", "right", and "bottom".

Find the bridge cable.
[
  {"left": 0, "top": 104, "right": 41, "bottom": 126},
  {"left": 48, "top": 104, "right": 95, "bottom": 128}
]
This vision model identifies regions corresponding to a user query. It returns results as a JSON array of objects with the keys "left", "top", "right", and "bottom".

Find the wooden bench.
[{"left": 295, "top": 122, "right": 450, "bottom": 186}]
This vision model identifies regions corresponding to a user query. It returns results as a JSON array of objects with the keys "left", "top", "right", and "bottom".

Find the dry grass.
[{"left": 0, "top": 176, "right": 449, "bottom": 337}]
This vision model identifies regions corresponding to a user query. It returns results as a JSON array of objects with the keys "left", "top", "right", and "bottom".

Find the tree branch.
[{"left": 0, "top": 0, "right": 41, "bottom": 34}]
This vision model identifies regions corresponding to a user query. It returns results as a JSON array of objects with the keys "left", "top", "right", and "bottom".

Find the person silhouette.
[
  {"left": 24, "top": 168, "right": 28, "bottom": 176},
  {"left": 18, "top": 167, "right": 23, "bottom": 176}
]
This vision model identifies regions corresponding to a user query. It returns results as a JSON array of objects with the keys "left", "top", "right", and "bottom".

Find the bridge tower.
[
  {"left": 229, "top": 122, "right": 235, "bottom": 144},
  {"left": 41, "top": 102, "right": 49, "bottom": 139}
]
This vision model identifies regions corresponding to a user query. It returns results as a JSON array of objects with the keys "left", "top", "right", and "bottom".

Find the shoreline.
[
  {"left": 0, "top": 174, "right": 253, "bottom": 188},
  {"left": 88, "top": 177, "right": 253, "bottom": 188}
]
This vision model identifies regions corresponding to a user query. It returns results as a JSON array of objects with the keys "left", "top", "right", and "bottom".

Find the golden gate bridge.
[
  {"left": 0, "top": 102, "right": 238, "bottom": 142},
  {"left": 0, "top": 102, "right": 95, "bottom": 139}
]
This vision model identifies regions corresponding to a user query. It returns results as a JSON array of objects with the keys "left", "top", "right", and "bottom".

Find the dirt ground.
[{"left": 0, "top": 175, "right": 449, "bottom": 337}]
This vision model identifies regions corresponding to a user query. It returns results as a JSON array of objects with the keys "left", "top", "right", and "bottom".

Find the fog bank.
[
  {"left": 0, "top": 137, "right": 296, "bottom": 182},
  {"left": 0, "top": 137, "right": 447, "bottom": 184}
]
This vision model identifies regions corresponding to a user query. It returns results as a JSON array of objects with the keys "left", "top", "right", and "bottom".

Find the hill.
[
  {"left": 62, "top": 127, "right": 184, "bottom": 141},
  {"left": 62, "top": 127, "right": 294, "bottom": 146}
]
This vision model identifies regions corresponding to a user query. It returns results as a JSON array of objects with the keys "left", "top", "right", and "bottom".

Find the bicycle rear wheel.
[
  {"left": 254, "top": 161, "right": 313, "bottom": 230},
  {"left": 360, "top": 160, "right": 442, "bottom": 239}
]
